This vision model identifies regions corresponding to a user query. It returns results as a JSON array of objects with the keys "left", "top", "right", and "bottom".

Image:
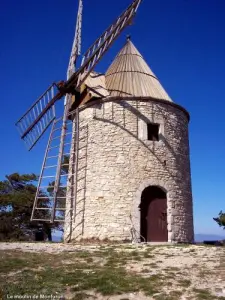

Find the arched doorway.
[{"left": 140, "top": 186, "right": 168, "bottom": 242}]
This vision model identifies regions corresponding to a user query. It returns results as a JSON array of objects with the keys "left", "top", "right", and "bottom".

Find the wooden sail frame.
[{"left": 15, "top": 0, "right": 142, "bottom": 150}]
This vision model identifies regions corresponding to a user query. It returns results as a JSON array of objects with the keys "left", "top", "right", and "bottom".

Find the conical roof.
[{"left": 105, "top": 39, "right": 172, "bottom": 102}]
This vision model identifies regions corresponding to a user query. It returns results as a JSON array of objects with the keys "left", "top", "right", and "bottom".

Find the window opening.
[{"left": 147, "top": 123, "right": 160, "bottom": 141}]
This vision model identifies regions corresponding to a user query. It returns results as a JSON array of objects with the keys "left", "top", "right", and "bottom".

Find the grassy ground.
[{"left": 0, "top": 244, "right": 225, "bottom": 300}]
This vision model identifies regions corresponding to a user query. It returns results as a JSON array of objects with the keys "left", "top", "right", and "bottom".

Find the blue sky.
[{"left": 1, "top": 0, "right": 225, "bottom": 236}]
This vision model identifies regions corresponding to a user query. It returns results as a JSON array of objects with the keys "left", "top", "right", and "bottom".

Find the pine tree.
[
  {"left": 213, "top": 211, "right": 225, "bottom": 229},
  {"left": 0, "top": 173, "right": 59, "bottom": 241}
]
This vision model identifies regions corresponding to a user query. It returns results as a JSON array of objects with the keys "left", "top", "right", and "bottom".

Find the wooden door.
[{"left": 147, "top": 198, "right": 167, "bottom": 242}]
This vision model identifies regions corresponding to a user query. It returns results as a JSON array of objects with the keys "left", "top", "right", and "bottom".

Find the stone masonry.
[{"left": 64, "top": 96, "right": 194, "bottom": 243}]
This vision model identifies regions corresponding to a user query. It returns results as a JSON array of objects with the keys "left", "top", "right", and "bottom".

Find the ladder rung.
[
  {"left": 46, "top": 155, "right": 58, "bottom": 159},
  {"left": 49, "top": 142, "right": 71, "bottom": 150},
  {"left": 34, "top": 208, "right": 51, "bottom": 210},
  {"left": 32, "top": 219, "right": 51, "bottom": 222},
  {"left": 39, "top": 186, "right": 67, "bottom": 188},
  {"left": 63, "top": 152, "right": 79, "bottom": 157},
  {"left": 35, "top": 207, "right": 66, "bottom": 211},
  {"left": 49, "top": 145, "right": 60, "bottom": 150},
  {"left": 38, "top": 172, "right": 68, "bottom": 178},
  {"left": 54, "top": 220, "right": 65, "bottom": 223},
  {"left": 51, "top": 132, "right": 72, "bottom": 141},
  {"left": 63, "top": 183, "right": 79, "bottom": 188},
  {"left": 51, "top": 135, "right": 62, "bottom": 141},
  {"left": 38, "top": 185, "right": 66, "bottom": 188},
  {"left": 39, "top": 186, "right": 54, "bottom": 189},
  {"left": 63, "top": 162, "right": 76, "bottom": 166},
  {"left": 52, "top": 127, "right": 62, "bottom": 133},
  {"left": 46, "top": 153, "right": 75, "bottom": 159},
  {"left": 36, "top": 196, "right": 66, "bottom": 199},
  {"left": 31, "top": 218, "right": 66, "bottom": 223},
  {"left": 44, "top": 164, "right": 58, "bottom": 169},
  {"left": 36, "top": 196, "right": 74, "bottom": 199}
]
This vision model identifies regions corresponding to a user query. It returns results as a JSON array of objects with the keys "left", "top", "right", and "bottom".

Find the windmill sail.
[
  {"left": 16, "top": 0, "right": 142, "bottom": 150},
  {"left": 15, "top": 84, "right": 59, "bottom": 150},
  {"left": 67, "top": 0, "right": 83, "bottom": 79},
  {"left": 66, "top": 0, "right": 142, "bottom": 90}
]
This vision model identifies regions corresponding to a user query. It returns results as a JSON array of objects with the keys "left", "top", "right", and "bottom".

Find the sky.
[{"left": 1, "top": 0, "right": 225, "bottom": 236}]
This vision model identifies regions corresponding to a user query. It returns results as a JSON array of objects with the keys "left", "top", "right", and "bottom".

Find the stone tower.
[{"left": 64, "top": 39, "right": 194, "bottom": 243}]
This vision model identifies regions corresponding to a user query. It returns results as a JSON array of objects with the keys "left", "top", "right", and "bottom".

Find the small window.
[{"left": 147, "top": 123, "right": 160, "bottom": 141}]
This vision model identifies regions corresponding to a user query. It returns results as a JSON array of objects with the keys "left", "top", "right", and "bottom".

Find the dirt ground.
[{"left": 0, "top": 242, "right": 225, "bottom": 300}]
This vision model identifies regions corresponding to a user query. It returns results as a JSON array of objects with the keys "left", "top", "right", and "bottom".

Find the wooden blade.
[
  {"left": 16, "top": 0, "right": 142, "bottom": 150},
  {"left": 65, "top": 0, "right": 142, "bottom": 91},
  {"left": 15, "top": 84, "right": 59, "bottom": 150},
  {"left": 67, "top": 0, "right": 83, "bottom": 79}
]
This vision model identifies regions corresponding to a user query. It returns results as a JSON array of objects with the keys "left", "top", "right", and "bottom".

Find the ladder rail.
[
  {"left": 73, "top": 109, "right": 79, "bottom": 222},
  {"left": 31, "top": 120, "right": 56, "bottom": 221},
  {"left": 31, "top": 116, "right": 87, "bottom": 224},
  {"left": 50, "top": 105, "right": 70, "bottom": 223}
]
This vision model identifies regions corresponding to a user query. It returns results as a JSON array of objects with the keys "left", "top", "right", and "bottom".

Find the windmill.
[{"left": 15, "top": 0, "right": 142, "bottom": 225}]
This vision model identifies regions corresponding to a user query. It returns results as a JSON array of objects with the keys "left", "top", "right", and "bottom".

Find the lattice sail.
[
  {"left": 66, "top": 0, "right": 142, "bottom": 90},
  {"left": 15, "top": 84, "right": 59, "bottom": 150},
  {"left": 67, "top": 0, "right": 83, "bottom": 79},
  {"left": 16, "top": 0, "right": 142, "bottom": 150}
]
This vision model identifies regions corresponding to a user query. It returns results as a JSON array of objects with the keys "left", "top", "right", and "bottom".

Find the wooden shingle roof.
[{"left": 105, "top": 39, "right": 172, "bottom": 102}]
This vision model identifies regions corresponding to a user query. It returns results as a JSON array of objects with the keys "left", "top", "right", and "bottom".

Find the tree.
[
  {"left": 213, "top": 211, "right": 225, "bottom": 229},
  {"left": 0, "top": 173, "right": 56, "bottom": 241}
]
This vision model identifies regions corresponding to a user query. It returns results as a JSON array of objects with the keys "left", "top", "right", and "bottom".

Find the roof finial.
[{"left": 126, "top": 34, "right": 131, "bottom": 42}]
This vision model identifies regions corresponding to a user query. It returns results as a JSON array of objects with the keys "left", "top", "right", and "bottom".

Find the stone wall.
[{"left": 64, "top": 97, "right": 194, "bottom": 243}]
